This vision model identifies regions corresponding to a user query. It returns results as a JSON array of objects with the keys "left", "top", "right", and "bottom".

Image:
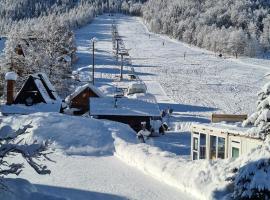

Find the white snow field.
[
  {"left": 71, "top": 14, "right": 270, "bottom": 199},
  {"left": 115, "top": 15, "right": 270, "bottom": 115},
  {"left": 3, "top": 13, "right": 270, "bottom": 200},
  {"left": 0, "top": 113, "right": 193, "bottom": 200}
]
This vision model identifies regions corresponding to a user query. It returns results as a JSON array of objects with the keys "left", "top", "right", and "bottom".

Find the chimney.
[{"left": 5, "top": 72, "right": 17, "bottom": 105}]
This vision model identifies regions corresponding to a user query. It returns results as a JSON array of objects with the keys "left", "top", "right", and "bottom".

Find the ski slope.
[
  {"left": 74, "top": 13, "right": 270, "bottom": 127},
  {"left": 115, "top": 15, "right": 270, "bottom": 115}
]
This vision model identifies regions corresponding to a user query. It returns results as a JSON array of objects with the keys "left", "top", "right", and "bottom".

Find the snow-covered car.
[{"left": 127, "top": 83, "right": 147, "bottom": 95}]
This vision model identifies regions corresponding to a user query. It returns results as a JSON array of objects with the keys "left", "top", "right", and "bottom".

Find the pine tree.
[
  {"left": 232, "top": 158, "right": 270, "bottom": 200},
  {"left": 243, "top": 82, "right": 270, "bottom": 139}
]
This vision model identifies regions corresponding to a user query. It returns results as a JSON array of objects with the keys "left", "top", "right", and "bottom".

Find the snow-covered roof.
[
  {"left": 65, "top": 83, "right": 104, "bottom": 103},
  {"left": 89, "top": 97, "right": 161, "bottom": 117},
  {"left": 1, "top": 102, "right": 61, "bottom": 115},
  {"left": 191, "top": 122, "right": 262, "bottom": 140},
  {"left": 5, "top": 72, "right": 17, "bottom": 81},
  {"left": 15, "top": 73, "right": 60, "bottom": 104},
  {"left": 32, "top": 73, "right": 60, "bottom": 100}
]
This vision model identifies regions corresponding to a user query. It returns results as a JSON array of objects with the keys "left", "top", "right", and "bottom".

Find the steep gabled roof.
[
  {"left": 65, "top": 83, "right": 104, "bottom": 103},
  {"left": 14, "top": 73, "right": 61, "bottom": 104}
]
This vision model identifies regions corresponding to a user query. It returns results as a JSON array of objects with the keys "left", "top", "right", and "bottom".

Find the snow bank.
[
  {"left": 0, "top": 178, "right": 66, "bottom": 200},
  {"left": 113, "top": 134, "right": 270, "bottom": 199},
  {"left": 0, "top": 112, "right": 136, "bottom": 156}
]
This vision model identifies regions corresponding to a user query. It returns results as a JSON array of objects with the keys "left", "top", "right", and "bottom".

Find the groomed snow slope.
[{"left": 115, "top": 15, "right": 270, "bottom": 115}]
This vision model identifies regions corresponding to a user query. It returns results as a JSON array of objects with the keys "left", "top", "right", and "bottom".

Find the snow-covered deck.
[{"left": 1, "top": 102, "right": 61, "bottom": 115}]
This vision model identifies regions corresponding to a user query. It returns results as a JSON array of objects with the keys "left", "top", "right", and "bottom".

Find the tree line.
[{"left": 142, "top": 0, "right": 270, "bottom": 57}]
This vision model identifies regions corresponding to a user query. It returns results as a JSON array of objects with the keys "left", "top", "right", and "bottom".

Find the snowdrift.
[
  {"left": 1, "top": 112, "right": 269, "bottom": 199},
  {"left": 0, "top": 112, "right": 136, "bottom": 156},
  {"left": 1, "top": 178, "right": 66, "bottom": 200},
  {"left": 113, "top": 135, "right": 270, "bottom": 200}
]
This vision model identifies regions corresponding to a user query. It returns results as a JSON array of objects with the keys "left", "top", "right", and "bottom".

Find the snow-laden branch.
[{"left": 0, "top": 124, "right": 53, "bottom": 176}]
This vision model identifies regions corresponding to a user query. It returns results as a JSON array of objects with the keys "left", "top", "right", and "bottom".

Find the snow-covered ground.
[
  {"left": 116, "top": 16, "right": 270, "bottom": 116},
  {"left": 74, "top": 14, "right": 270, "bottom": 131},
  {"left": 3, "top": 13, "right": 270, "bottom": 200},
  {"left": 1, "top": 113, "right": 193, "bottom": 200}
]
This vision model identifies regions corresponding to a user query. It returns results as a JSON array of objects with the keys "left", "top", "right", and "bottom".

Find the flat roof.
[
  {"left": 89, "top": 97, "right": 161, "bottom": 117},
  {"left": 191, "top": 122, "right": 262, "bottom": 140}
]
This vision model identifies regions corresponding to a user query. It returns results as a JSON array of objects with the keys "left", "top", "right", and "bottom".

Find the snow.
[
  {"left": 90, "top": 97, "right": 161, "bottom": 117},
  {"left": 65, "top": 83, "right": 104, "bottom": 104},
  {"left": 2, "top": 13, "right": 270, "bottom": 200},
  {"left": 1, "top": 178, "right": 66, "bottom": 200},
  {"left": 69, "top": 14, "right": 270, "bottom": 199},
  {"left": 1, "top": 103, "right": 61, "bottom": 115},
  {"left": 0, "top": 37, "right": 5, "bottom": 54},
  {"left": 0, "top": 112, "right": 135, "bottom": 156},
  {"left": 32, "top": 73, "right": 60, "bottom": 101},
  {"left": 5, "top": 72, "right": 17, "bottom": 81},
  {"left": 127, "top": 82, "right": 146, "bottom": 94},
  {"left": 0, "top": 112, "right": 193, "bottom": 200},
  {"left": 34, "top": 79, "right": 55, "bottom": 103}
]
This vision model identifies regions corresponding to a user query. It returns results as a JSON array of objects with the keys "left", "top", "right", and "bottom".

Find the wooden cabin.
[
  {"left": 190, "top": 123, "right": 263, "bottom": 160},
  {"left": 65, "top": 84, "right": 104, "bottom": 115},
  {"left": 89, "top": 97, "right": 161, "bottom": 132},
  {"left": 1, "top": 73, "right": 61, "bottom": 115},
  {"left": 14, "top": 73, "right": 60, "bottom": 105}
]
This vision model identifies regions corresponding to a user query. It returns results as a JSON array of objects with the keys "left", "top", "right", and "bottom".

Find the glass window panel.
[
  {"left": 210, "top": 135, "right": 217, "bottom": 159},
  {"left": 232, "top": 147, "right": 239, "bottom": 158},
  {"left": 193, "top": 152, "right": 198, "bottom": 160},
  {"left": 193, "top": 137, "right": 198, "bottom": 151},
  {"left": 200, "top": 134, "right": 206, "bottom": 159},
  {"left": 217, "top": 137, "right": 225, "bottom": 159}
]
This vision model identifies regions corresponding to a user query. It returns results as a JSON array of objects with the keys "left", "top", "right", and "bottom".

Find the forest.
[
  {"left": 142, "top": 0, "right": 270, "bottom": 57},
  {"left": 0, "top": 0, "right": 143, "bottom": 96}
]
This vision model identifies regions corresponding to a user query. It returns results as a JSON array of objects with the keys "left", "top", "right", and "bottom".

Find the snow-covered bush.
[{"left": 0, "top": 123, "right": 51, "bottom": 186}]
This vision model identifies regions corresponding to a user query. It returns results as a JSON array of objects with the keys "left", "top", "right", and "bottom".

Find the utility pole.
[
  {"left": 90, "top": 37, "right": 98, "bottom": 85},
  {"left": 118, "top": 50, "right": 129, "bottom": 80},
  {"left": 115, "top": 37, "right": 121, "bottom": 60}
]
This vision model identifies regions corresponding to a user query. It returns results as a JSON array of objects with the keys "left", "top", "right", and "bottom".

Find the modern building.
[{"left": 190, "top": 123, "right": 263, "bottom": 160}]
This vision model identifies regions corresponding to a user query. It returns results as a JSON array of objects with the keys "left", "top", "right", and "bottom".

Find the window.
[
  {"left": 217, "top": 137, "right": 225, "bottom": 159},
  {"left": 192, "top": 133, "right": 199, "bottom": 160},
  {"left": 193, "top": 152, "right": 198, "bottom": 160},
  {"left": 232, "top": 147, "right": 240, "bottom": 158},
  {"left": 210, "top": 135, "right": 217, "bottom": 159},
  {"left": 200, "top": 134, "right": 206, "bottom": 159},
  {"left": 193, "top": 137, "right": 198, "bottom": 151}
]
